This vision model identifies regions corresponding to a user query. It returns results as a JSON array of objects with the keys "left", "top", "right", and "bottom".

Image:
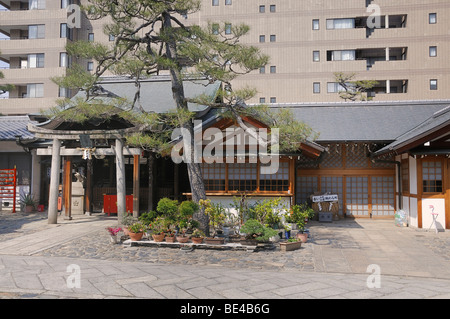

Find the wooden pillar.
[
  {"left": 63, "top": 156, "right": 72, "bottom": 220},
  {"left": 85, "top": 158, "right": 93, "bottom": 215},
  {"left": 48, "top": 139, "right": 61, "bottom": 224},
  {"left": 174, "top": 163, "right": 179, "bottom": 200},
  {"left": 133, "top": 154, "right": 140, "bottom": 218},
  {"left": 115, "top": 138, "right": 126, "bottom": 225},
  {"left": 148, "top": 153, "right": 155, "bottom": 211}
]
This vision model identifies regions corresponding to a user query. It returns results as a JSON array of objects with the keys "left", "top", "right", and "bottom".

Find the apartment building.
[
  {"left": 0, "top": 0, "right": 449, "bottom": 115},
  {"left": 188, "top": 0, "right": 450, "bottom": 104}
]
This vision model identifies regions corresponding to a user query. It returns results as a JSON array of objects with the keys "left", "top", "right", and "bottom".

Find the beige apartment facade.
[
  {"left": 188, "top": 0, "right": 450, "bottom": 104},
  {"left": 0, "top": 0, "right": 449, "bottom": 115}
]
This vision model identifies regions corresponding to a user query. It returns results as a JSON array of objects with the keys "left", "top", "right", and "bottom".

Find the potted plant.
[
  {"left": 122, "top": 215, "right": 138, "bottom": 236},
  {"left": 165, "top": 229, "right": 177, "bottom": 242},
  {"left": 191, "top": 228, "right": 205, "bottom": 244},
  {"left": 127, "top": 222, "right": 146, "bottom": 241},
  {"left": 239, "top": 219, "right": 278, "bottom": 246},
  {"left": 20, "top": 194, "right": 37, "bottom": 213},
  {"left": 106, "top": 226, "right": 122, "bottom": 244},
  {"left": 279, "top": 238, "right": 302, "bottom": 252},
  {"left": 150, "top": 216, "right": 168, "bottom": 242},
  {"left": 200, "top": 199, "right": 226, "bottom": 245},
  {"left": 289, "top": 203, "right": 314, "bottom": 243}
]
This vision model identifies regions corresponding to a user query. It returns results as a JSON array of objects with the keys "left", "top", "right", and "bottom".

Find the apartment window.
[
  {"left": 212, "top": 24, "right": 219, "bottom": 35},
  {"left": 312, "top": 19, "right": 320, "bottom": 30},
  {"left": 270, "top": 97, "right": 277, "bottom": 103},
  {"left": 87, "top": 61, "right": 94, "bottom": 71},
  {"left": 88, "top": 33, "right": 94, "bottom": 42},
  {"left": 29, "top": 0, "right": 45, "bottom": 10},
  {"left": 259, "top": 5, "right": 265, "bottom": 13},
  {"left": 259, "top": 97, "right": 266, "bottom": 103},
  {"left": 429, "top": 46, "right": 437, "bottom": 57},
  {"left": 270, "top": 5, "right": 276, "bottom": 12},
  {"left": 225, "top": 24, "right": 232, "bottom": 35},
  {"left": 430, "top": 79, "right": 438, "bottom": 90},
  {"left": 270, "top": 66, "right": 276, "bottom": 73},
  {"left": 313, "top": 82, "right": 320, "bottom": 94},
  {"left": 259, "top": 35, "right": 265, "bottom": 43},
  {"left": 329, "top": 50, "right": 356, "bottom": 61},
  {"left": 60, "top": 23, "right": 72, "bottom": 40},
  {"left": 270, "top": 35, "right": 276, "bottom": 42},
  {"left": 422, "top": 160, "right": 442, "bottom": 193},
  {"left": 28, "top": 53, "right": 44, "bottom": 68},
  {"left": 225, "top": 0, "right": 232, "bottom": 5},
  {"left": 59, "top": 52, "right": 71, "bottom": 67},
  {"left": 429, "top": 13, "right": 437, "bottom": 24},
  {"left": 61, "top": 0, "right": 72, "bottom": 8},
  {"left": 212, "top": 0, "right": 219, "bottom": 6},
  {"left": 327, "top": 82, "right": 345, "bottom": 93},
  {"left": 313, "top": 51, "right": 320, "bottom": 62},
  {"left": 27, "top": 84, "right": 44, "bottom": 98},
  {"left": 259, "top": 66, "right": 265, "bottom": 74},
  {"left": 59, "top": 87, "right": 70, "bottom": 98},
  {"left": 327, "top": 18, "right": 355, "bottom": 29},
  {"left": 28, "top": 25, "right": 45, "bottom": 39}
]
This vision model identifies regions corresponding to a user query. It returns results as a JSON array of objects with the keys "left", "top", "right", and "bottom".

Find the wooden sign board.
[{"left": 312, "top": 194, "right": 338, "bottom": 203}]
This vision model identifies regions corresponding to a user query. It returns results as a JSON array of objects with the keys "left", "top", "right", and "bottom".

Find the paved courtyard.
[{"left": 1, "top": 210, "right": 450, "bottom": 299}]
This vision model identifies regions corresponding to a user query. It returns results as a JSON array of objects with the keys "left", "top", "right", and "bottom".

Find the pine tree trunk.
[{"left": 162, "top": 12, "right": 209, "bottom": 235}]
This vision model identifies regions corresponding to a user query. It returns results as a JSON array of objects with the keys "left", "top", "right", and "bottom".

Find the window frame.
[
  {"left": 312, "top": 19, "right": 320, "bottom": 30},
  {"left": 430, "top": 79, "right": 438, "bottom": 90},
  {"left": 429, "top": 13, "right": 437, "bottom": 24},
  {"left": 201, "top": 159, "right": 292, "bottom": 195},
  {"left": 421, "top": 158, "right": 443, "bottom": 194},
  {"left": 429, "top": 46, "right": 437, "bottom": 57},
  {"left": 313, "top": 82, "right": 321, "bottom": 94}
]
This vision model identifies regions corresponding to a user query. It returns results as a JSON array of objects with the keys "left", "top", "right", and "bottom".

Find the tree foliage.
[{"left": 334, "top": 72, "right": 378, "bottom": 101}]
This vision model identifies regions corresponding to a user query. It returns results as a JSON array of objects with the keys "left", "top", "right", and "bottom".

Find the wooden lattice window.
[
  {"left": 296, "top": 175, "right": 318, "bottom": 204},
  {"left": 260, "top": 161, "right": 289, "bottom": 192},
  {"left": 201, "top": 163, "right": 226, "bottom": 191},
  {"left": 321, "top": 145, "right": 343, "bottom": 168},
  {"left": 371, "top": 176, "right": 395, "bottom": 217},
  {"left": 345, "top": 176, "right": 369, "bottom": 216},
  {"left": 422, "top": 160, "right": 443, "bottom": 193},
  {"left": 346, "top": 143, "right": 368, "bottom": 168},
  {"left": 228, "top": 163, "right": 257, "bottom": 192},
  {"left": 401, "top": 159, "right": 409, "bottom": 193}
]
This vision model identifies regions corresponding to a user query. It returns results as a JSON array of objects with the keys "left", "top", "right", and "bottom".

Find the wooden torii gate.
[{"left": 27, "top": 124, "right": 142, "bottom": 225}]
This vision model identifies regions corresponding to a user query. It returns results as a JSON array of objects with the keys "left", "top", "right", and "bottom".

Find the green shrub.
[{"left": 240, "top": 219, "right": 278, "bottom": 242}]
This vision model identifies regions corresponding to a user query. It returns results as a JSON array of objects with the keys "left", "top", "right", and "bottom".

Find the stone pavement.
[{"left": 1, "top": 210, "right": 450, "bottom": 299}]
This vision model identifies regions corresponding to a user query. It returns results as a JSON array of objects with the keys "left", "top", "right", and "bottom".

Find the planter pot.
[
  {"left": 165, "top": 236, "right": 176, "bottom": 243},
  {"left": 109, "top": 235, "right": 119, "bottom": 244},
  {"left": 228, "top": 235, "right": 242, "bottom": 243},
  {"left": 123, "top": 227, "right": 130, "bottom": 236},
  {"left": 205, "top": 237, "right": 225, "bottom": 245},
  {"left": 129, "top": 232, "right": 144, "bottom": 241},
  {"left": 280, "top": 241, "right": 302, "bottom": 252},
  {"left": 152, "top": 233, "right": 165, "bottom": 242},
  {"left": 296, "top": 232, "right": 308, "bottom": 243},
  {"left": 191, "top": 237, "right": 204, "bottom": 244},
  {"left": 176, "top": 236, "right": 189, "bottom": 243},
  {"left": 240, "top": 239, "right": 259, "bottom": 246},
  {"left": 25, "top": 205, "right": 33, "bottom": 213}
]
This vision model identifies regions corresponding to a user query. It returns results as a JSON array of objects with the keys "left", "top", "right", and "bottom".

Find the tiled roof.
[
  {"left": 276, "top": 100, "right": 450, "bottom": 142},
  {"left": 0, "top": 116, "right": 35, "bottom": 140}
]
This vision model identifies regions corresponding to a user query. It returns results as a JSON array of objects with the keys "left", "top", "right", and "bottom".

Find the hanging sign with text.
[{"left": 312, "top": 194, "right": 338, "bottom": 203}]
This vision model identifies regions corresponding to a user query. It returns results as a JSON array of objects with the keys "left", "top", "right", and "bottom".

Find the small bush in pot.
[
  {"left": 240, "top": 219, "right": 278, "bottom": 245},
  {"left": 191, "top": 228, "right": 205, "bottom": 244}
]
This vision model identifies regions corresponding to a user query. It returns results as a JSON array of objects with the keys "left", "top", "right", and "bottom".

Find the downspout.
[{"left": 371, "top": 158, "right": 402, "bottom": 210}]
